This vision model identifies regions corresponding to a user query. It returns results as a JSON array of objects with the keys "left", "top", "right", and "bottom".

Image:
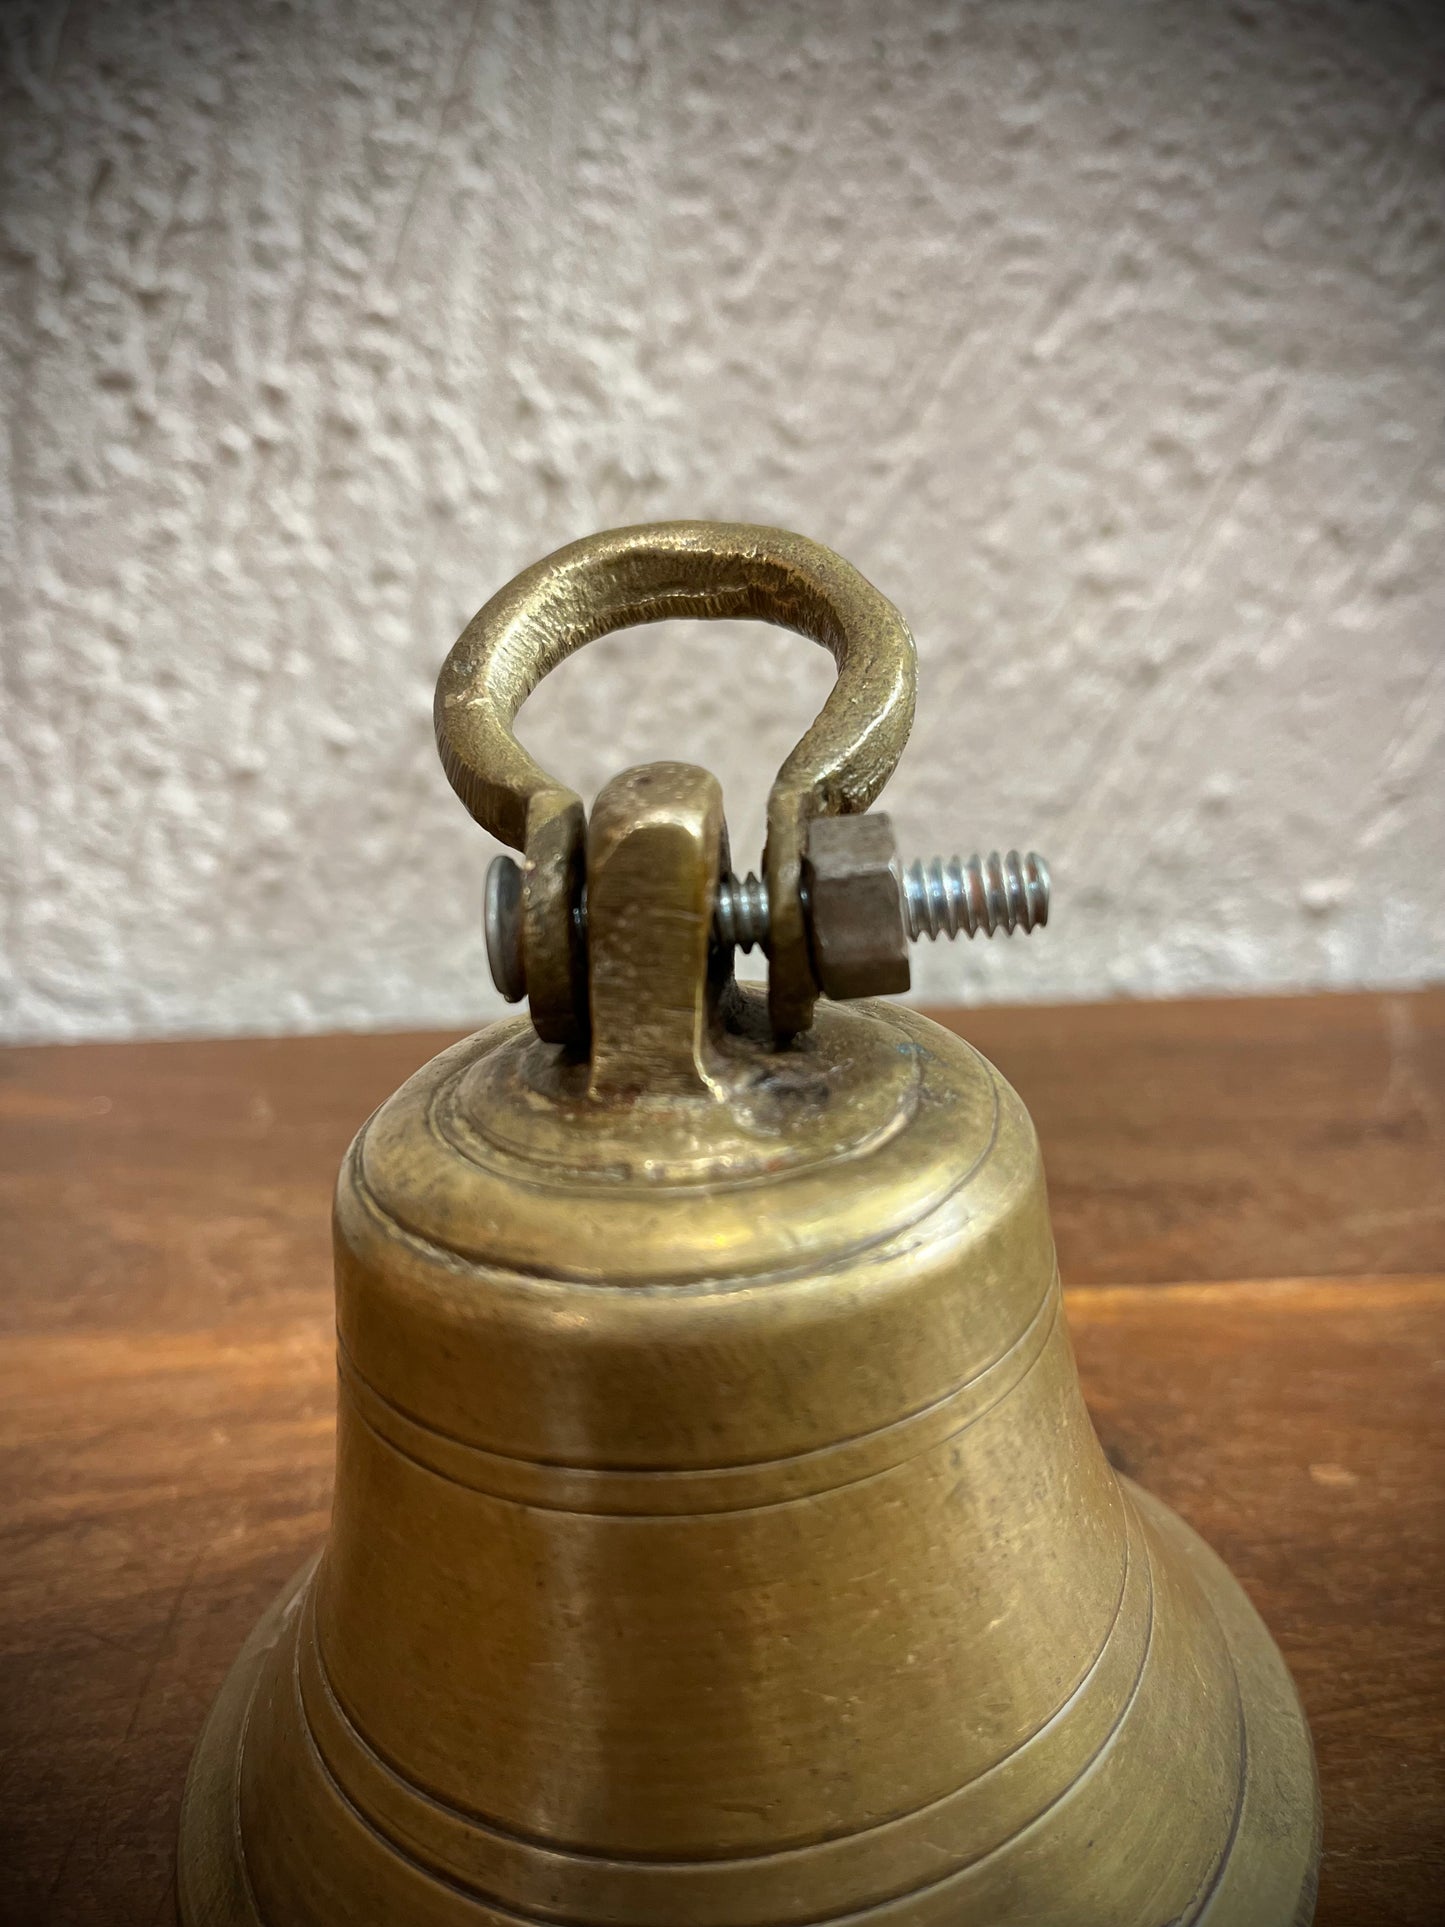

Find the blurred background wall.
[{"left": 1, "top": 0, "right": 1441, "bottom": 1042}]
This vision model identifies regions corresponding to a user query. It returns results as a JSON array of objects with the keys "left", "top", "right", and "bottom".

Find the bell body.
[
  {"left": 179, "top": 990, "right": 1319, "bottom": 1927},
  {"left": 183, "top": 536, "right": 1317, "bottom": 1923}
]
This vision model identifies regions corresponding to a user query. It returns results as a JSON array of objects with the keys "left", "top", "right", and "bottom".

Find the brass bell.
[{"left": 179, "top": 524, "right": 1320, "bottom": 1926}]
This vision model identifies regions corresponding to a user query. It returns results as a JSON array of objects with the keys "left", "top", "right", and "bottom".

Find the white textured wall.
[{"left": 2, "top": 0, "right": 1441, "bottom": 1042}]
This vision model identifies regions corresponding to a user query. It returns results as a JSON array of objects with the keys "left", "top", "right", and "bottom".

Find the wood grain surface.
[{"left": 1, "top": 987, "right": 1442, "bottom": 1926}]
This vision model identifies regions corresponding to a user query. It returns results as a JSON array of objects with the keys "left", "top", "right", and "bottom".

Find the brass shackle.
[{"left": 434, "top": 521, "right": 917, "bottom": 1043}]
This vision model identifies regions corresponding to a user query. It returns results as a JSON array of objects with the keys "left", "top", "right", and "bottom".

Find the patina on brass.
[{"left": 179, "top": 524, "right": 1320, "bottom": 1926}]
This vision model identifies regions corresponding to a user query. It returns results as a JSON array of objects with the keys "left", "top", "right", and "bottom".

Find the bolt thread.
[
  {"left": 715, "top": 871, "right": 770, "bottom": 951},
  {"left": 901, "top": 851, "right": 1050, "bottom": 941}
]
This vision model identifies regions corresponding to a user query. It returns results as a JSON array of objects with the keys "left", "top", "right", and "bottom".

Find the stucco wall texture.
[{"left": 1, "top": 1, "right": 1441, "bottom": 1042}]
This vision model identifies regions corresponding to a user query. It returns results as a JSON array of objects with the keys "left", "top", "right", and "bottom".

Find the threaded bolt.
[
  {"left": 485, "top": 846, "right": 1051, "bottom": 1001},
  {"left": 901, "top": 851, "right": 1050, "bottom": 941},
  {"left": 715, "top": 850, "right": 1049, "bottom": 954},
  {"left": 713, "top": 871, "right": 770, "bottom": 951}
]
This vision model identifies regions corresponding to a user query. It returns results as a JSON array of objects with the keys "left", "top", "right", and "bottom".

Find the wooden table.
[{"left": 2, "top": 989, "right": 1442, "bottom": 1926}]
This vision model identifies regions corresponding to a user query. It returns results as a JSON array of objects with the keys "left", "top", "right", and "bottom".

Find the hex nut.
[{"left": 802, "top": 814, "right": 911, "bottom": 1001}]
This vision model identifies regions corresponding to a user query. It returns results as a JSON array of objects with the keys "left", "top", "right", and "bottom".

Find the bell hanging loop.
[{"left": 434, "top": 520, "right": 919, "bottom": 1042}]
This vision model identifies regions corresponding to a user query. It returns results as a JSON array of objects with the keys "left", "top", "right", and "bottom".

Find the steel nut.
[{"left": 803, "top": 814, "right": 911, "bottom": 1001}]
